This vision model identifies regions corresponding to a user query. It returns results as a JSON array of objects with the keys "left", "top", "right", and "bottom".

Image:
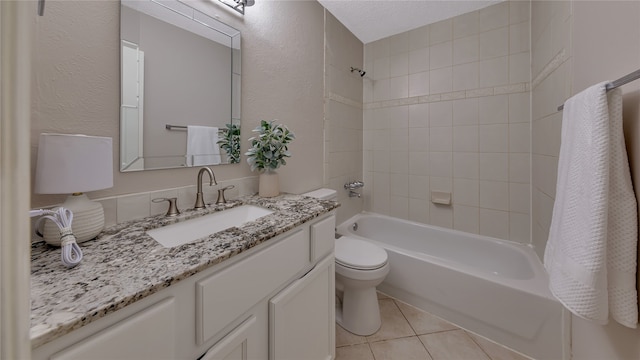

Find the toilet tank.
[{"left": 302, "top": 188, "right": 337, "bottom": 201}]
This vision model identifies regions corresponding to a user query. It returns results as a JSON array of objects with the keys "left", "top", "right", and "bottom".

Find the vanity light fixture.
[
  {"left": 218, "top": 0, "right": 255, "bottom": 14},
  {"left": 34, "top": 133, "right": 113, "bottom": 245}
]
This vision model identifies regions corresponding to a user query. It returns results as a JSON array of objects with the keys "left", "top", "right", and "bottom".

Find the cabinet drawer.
[
  {"left": 310, "top": 215, "right": 335, "bottom": 263},
  {"left": 51, "top": 298, "right": 175, "bottom": 360},
  {"left": 200, "top": 315, "right": 257, "bottom": 360},
  {"left": 196, "top": 229, "right": 309, "bottom": 345}
]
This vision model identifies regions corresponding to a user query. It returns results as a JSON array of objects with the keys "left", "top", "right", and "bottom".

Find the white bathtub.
[{"left": 337, "top": 213, "right": 565, "bottom": 360}]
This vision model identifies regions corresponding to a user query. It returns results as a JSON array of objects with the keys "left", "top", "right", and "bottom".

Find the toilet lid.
[{"left": 335, "top": 236, "right": 388, "bottom": 270}]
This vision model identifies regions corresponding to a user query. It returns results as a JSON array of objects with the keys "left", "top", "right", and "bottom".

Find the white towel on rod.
[
  {"left": 544, "top": 82, "right": 638, "bottom": 328},
  {"left": 186, "top": 125, "right": 221, "bottom": 166}
]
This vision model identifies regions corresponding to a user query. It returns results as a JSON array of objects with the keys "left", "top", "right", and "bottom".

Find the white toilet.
[{"left": 303, "top": 188, "right": 390, "bottom": 336}]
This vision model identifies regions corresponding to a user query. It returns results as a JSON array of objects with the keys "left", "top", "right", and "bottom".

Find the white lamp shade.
[{"left": 35, "top": 133, "right": 113, "bottom": 194}]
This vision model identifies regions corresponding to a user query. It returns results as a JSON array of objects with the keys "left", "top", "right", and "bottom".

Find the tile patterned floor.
[{"left": 336, "top": 293, "right": 532, "bottom": 360}]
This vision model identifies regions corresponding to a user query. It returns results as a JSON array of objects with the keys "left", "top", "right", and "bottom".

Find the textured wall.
[{"left": 31, "top": 0, "right": 325, "bottom": 208}]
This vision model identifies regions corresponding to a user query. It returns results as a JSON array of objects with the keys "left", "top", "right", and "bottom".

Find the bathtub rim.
[{"left": 336, "top": 211, "right": 555, "bottom": 301}]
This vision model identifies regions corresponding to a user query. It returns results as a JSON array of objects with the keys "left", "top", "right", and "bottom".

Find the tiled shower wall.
[
  {"left": 324, "top": 11, "right": 364, "bottom": 225},
  {"left": 362, "top": 1, "right": 531, "bottom": 243},
  {"left": 530, "top": 1, "right": 572, "bottom": 258}
]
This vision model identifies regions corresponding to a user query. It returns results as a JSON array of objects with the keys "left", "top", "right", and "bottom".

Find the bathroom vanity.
[{"left": 31, "top": 194, "right": 338, "bottom": 360}]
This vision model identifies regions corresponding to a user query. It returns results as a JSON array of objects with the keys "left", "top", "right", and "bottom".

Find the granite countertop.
[{"left": 30, "top": 193, "right": 339, "bottom": 348}]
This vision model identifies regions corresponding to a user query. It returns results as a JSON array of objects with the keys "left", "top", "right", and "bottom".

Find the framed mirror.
[{"left": 120, "top": 0, "right": 241, "bottom": 172}]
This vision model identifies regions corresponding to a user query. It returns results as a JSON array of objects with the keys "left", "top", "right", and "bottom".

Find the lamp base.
[{"left": 42, "top": 194, "right": 105, "bottom": 246}]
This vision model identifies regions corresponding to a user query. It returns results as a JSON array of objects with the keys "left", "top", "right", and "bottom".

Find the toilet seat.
[{"left": 335, "top": 236, "right": 388, "bottom": 270}]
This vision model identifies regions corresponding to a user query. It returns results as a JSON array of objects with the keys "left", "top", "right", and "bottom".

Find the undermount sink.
[{"left": 147, "top": 205, "right": 274, "bottom": 248}]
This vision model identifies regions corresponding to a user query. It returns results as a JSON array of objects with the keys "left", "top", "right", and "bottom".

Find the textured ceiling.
[{"left": 317, "top": 0, "right": 503, "bottom": 44}]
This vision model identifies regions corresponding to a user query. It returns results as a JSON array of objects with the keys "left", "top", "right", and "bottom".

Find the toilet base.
[{"left": 336, "top": 286, "right": 382, "bottom": 336}]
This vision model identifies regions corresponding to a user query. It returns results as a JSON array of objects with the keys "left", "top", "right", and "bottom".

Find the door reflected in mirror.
[{"left": 120, "top": 0, "right": 241, "bottom": 172}]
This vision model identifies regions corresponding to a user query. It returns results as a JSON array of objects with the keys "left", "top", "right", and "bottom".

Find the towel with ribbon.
[{"left": 544, "top": 82, "right": 638, "bottom": 328}]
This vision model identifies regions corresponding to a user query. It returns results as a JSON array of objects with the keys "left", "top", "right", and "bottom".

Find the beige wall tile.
[
  {"left": 453, "top": 178, "right": 479, "bottom": 206},
  {"left": 409, "top": 72, "right": 430, "bottom": 97},
  {"left": 454, "top": 152, "right": 479, "bottom": 180},
  {"left": 430, "top": 152, "right": 453, "bottom": 178},
  {"left": 389, "top": 196, "right": 409, "bottom": 220},
  {"left": 454, "top": 10, "right": 479, "bottom": 39},
  {"left": 453, "top": 205, "right": 480, "bottom": 234},
  {"left": 480, "top": 180, "right": 509, "bottom": 211},
  {"left": 479, "top": 1, "right": 509, "bottom": 32},
  {"left": 479, "top": 208, "right": 509, "bottom": 239},
  {"left": 430, "top": 67, "right": 453, "bottom": 94},
  {"left": 479, "top": 56, "right": 509, "bottom": 87},
  {"left": 430, "top": 19, "right": 453, "bottom": 44},
  {"left": 452, "top": 62, "right": 479, "bottom": 91},
  {"left": 409, "top": 128, "right": 429, "bottom": 152},
  {"left": 479, "top": 95, "right": 509, "bottom": 124},
  {"left": 409, "top": 103, "right": 430, "bottom": 128},
  {"left": 509, "top": 21, "right": 530, "bottom": 55},
  {"left": 430, "top": 41, "right": 453, "bottom": 70},
  {"left": 453, "top": 98, "right": 479, "bottom": 126},
  {"left": 429, "top": 127, "right": 453, "bottom": 152},
  {"left": 453, "top": 125, "right": 479, "bottom": 152},
  {"left": 408, "top": 25, "right": 430, "bottom": 51},
  {"left": 453, "top": 35, "right": 479, "bottom": 65},
  {"left": 509, "top": 212, "right": 531, "bottom": 244},
  {"left": 509, "top": 153, "right": 530, "bottom": 184},
  {"left": 409, "top": 198, "right": 430, "bottom": 223},
  {"left": 509, "top": 0, "right": 530, "bottom": 25},
  {"left": 429, "top": 203, "right": 453, "bottom": 228},
  {"left": 479, "top": 153, "right": 509, "bottom": 181},
  {"left": 479, "top": 124, "right": 509, "bottom": 152},
  {"left": 479, "top": 27, "right": 509, "bottom": 60},
  {"left": 429, "top": 101, "right": 453, "bottom": 127},
  {"left": 409, "top": 48, "right": 430, "bottom": 74}
]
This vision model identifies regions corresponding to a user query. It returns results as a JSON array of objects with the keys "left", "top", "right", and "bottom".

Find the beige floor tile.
[
  {"left": 336, "top": 323, "right": 368, "bottom": 347},
  {"left": 335, "top": 343, "right": 375, "bottom": 360},
  {"left": 377, "top": 291, "right": 391, "bottom": 300},
  {"left": 395, "top": 300, "right": 459, "bottom": 335},
  {"left": 366, "top": 299, "right": 416, "bottom": 342},
  {"left": 467, "top": 332, "right": 532, "bottom": 360},
  {"left": 370, "top": 336, "right": 434, "bottom": 360},
  {"left": 419, "top": 330, "right": 490, "bottom": 360}
]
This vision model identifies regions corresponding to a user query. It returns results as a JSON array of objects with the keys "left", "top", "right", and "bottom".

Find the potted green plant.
[{"left": 245, "top": 120, "right": 295, "bottom": 197}]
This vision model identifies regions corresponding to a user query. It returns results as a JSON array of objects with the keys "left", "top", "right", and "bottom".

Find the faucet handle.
[
  {"left": 152, "top": 197, "right": 181, "bottom": 217},
  {"left": 216, "top": 185, "right": 235, "bottom": 205}
]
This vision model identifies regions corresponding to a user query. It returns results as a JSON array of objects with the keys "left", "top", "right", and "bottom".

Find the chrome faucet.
[{"left": 194, "top": 167, "right": 217, "bottom": 209}]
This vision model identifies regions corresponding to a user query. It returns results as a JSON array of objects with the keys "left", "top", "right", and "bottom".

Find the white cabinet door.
[
  {"left": 200, "top": 315, "right": 259, "bottom": 360},
  {"left": 269, "top": 255, "right": 335, "bottom": 360},
  {"left": 50, "top": 298, "right": 175, "bottom": 360}
]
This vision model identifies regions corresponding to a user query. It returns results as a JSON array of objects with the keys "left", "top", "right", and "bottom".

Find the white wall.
[
  {"left": 362, "top": 1, "right": 531, "bottom": 243},
  {"left": 532, "top": 0, "right": 640, "bottom": 358}
]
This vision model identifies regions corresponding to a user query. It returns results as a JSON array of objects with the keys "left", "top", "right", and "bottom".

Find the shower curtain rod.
[{"left": 557, "top": 68, "right": 640, "bottom": 111}]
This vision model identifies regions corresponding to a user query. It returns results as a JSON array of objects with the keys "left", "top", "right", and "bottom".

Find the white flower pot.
[{"left": 259, "top": 171, "right": 279, "bottom": 197}]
